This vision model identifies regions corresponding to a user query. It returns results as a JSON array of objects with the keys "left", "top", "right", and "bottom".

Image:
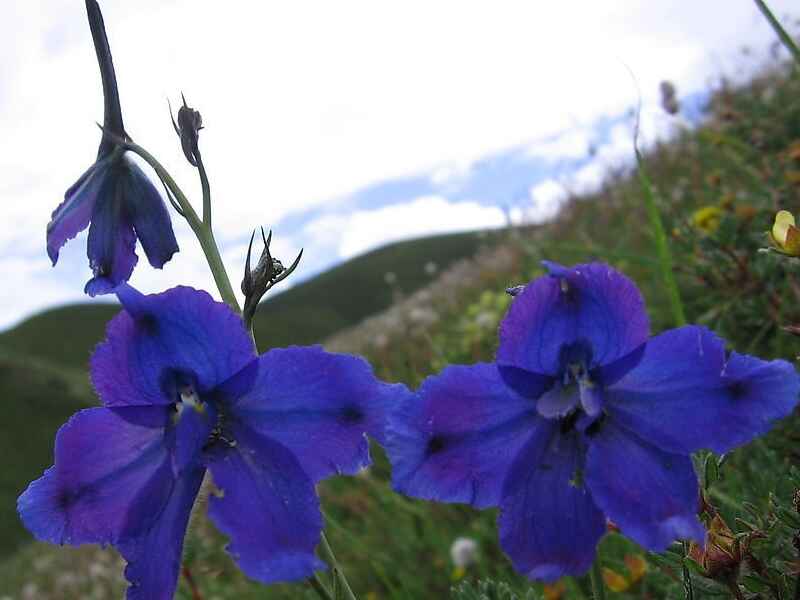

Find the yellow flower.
[
  {"left": 543, "top": 580, "right": 566, "bottom": 600},
  {"left": 602, "top": 568, "right": 629, "bottom": 592},
  {"left": 769, "top": 210, "right": 800, "bottom": 256},
  {"left": 624, "top": 554, "right": 648, "bottom": 583},
  {"left": 601, "top": 555, "right": 648, "bottom": 593},
  {"left": 692, "top": 206, "right": 723, "bottom": 234}
]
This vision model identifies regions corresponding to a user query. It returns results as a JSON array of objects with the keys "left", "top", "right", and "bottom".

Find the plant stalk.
[
  {"left": 590, "top": 560, "right": 607, "bottom": 600},
  {"left": 753, "top": 0, "right": 800, "bottom": 66},
  {"left": 120, "top": 140, "right": 241, "bottom": 314}
]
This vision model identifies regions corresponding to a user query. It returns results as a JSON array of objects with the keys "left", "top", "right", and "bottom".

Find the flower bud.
[
  {"left": 769, "top": 210, "right": 800, "bottom": 256},
  {"left": 171, "top": 93, "right": 203, "bottom": 167}
]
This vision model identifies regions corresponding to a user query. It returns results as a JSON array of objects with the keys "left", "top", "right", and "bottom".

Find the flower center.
[
  {"left": 536, "top": 362, "right": 603, "bottom": 421},
  {"left": 175, "top": 385, "right": 205, "bottom": 417}
]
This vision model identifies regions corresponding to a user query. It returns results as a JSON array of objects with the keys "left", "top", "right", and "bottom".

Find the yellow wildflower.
[
  {"left": 769, "top": 210, "right": 800, "bottom": 256},
  {"left": 692, "top": 206, "right": 723, "bottom": 234},
  {"left": 601, "top": 555, "right": 648, "bottom": 593},
  {"left": 602, "top": 568, "right": 629, "bottom": 592}
]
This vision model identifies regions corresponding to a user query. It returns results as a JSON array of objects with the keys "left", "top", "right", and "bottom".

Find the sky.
[{"left": 0, "top": 0, "right": 798, "bottom": 329}]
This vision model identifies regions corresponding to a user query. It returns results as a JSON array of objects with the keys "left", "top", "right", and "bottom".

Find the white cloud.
[
  {"left": 1, "top": 0, "right": 799, "bottom": 327},
  {"left": 304, "top": 196, "right": 507, "bottom": 260}
]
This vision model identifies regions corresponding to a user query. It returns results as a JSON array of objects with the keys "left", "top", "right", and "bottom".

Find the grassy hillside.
[
  {"left": 0, "top": 353, "right": 94, "bottom": 558},
  {"left": 0, "top": 228, "right": 506, "bottom": 368}
]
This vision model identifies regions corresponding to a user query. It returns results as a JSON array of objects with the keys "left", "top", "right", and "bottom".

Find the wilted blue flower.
[
  {"left": 47, "top": 0, "right": 178, "bottom": 296},
  {"left": 387, "top": 261, "right": 799, "bottom": 581},
  {"left": 18, "top": 284, "right": 404, "bottom": 599}
]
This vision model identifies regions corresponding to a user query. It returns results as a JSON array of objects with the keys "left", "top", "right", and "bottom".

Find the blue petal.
[
  {"left": 497, "top": 262, "right": 649, "bottom": 377},
  {"left": 90, "top": 285, "right": 255, "bottom": 407},
  {"left": 46, "top": 159, "right": 110, "bottom": 265},
  {"left": 118, "top": 465, "right": 204, "bottom": 600},
  {"left": 606, "top": 325, "right": 800, "bottom": 455},
  {"left": 217, "top": 346, "right": 406, "bottom": 482},
  {"left": 585, "top": 421, "right": 704, "bottom": 551},
  {"left": 173, "top": 402, "right": 216, "bottom": 476},
  {"left": 84, "top": 168, "right": 138, "bottom": 296},
  {"left": 205, "top": 425, "right": 326, "bottom": 583},
  {"left": 17, "top": 407, "right": 175, "bottom": 546},
  {"left": 498, "top": 426, "right": 606, "bottom": 581},
  {"left": 387, "top": 363, "right": 539, "bottom": 509},
  {"left": 124, "top": 157, "right": 179, "bottom": 269}
]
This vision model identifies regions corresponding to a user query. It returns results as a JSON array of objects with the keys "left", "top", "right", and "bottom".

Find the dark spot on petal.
[
  {"left": 727, "top": 380, "right": 749, "bottom": 400},
  {"left": 340, "top": 404, "right": 363, "bottom": 424},
  {"left": 426, "top": 435, "right": 447, "bottom": 455},
  {"left": 56, "top": 486, "right": 83, "bottom": 510},
  {"left": 584, "top": 414, "right": 606, "bottom": 438},
  {"left": 136, "top": 313, "right": 158, "bottom": 335},
  {"left": 559, "top": 410, "right": 579, "bottom": 434}
]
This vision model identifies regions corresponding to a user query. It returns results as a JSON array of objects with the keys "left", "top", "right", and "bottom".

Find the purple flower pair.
[
  {"left": 385, "top": 261, "right": 799, "bottom": 580},
  {"left": 18, "top": 284, "right": 405, "bottom": 599}
]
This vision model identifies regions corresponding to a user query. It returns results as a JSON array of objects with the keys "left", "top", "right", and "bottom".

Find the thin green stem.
[
  {"left": 197, "top": 152, "right": 212, "bottom": 228},
  {"left": 310, "top": 574, "right": 335, "bottom": 600},
  {"left": 319, "top": 532, "right": 357, "bottom": 600},
  {"left": 590, "top": 560, "right": 606, "bottom": 600},
  {"left": 636, "top": 149, "right": 687, "bottom": 326},
  {"left": 753, "top": 0, "right": 800, "bottom": 66},
  {"left": 121, "top": 140, "right": 241, "bottom": 314}
]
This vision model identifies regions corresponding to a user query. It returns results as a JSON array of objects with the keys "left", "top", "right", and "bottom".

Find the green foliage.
[{"left": 451, "top": 579, "right": 542, "bottom": 600}]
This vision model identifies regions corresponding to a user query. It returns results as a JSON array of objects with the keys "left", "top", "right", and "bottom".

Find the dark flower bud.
[
  {"left": 241, "top": 228, "right": 302, "bottom": 328},
  {"left": 659, "top": 80, "right": 680, "bottom": 115},
  {"left": 170, "top": 93, "right": 203, "bottom": 167}
]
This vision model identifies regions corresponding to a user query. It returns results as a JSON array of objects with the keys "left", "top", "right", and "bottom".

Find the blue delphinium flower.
[
  {"left": 47, "top": 0, "right": 178, "bottom": 297},
  {"left": 386, "top": 261, "right": 799, "bottom": 581},
  {"left": 18, "top": 284, "right": 405, "bottom": 599}
]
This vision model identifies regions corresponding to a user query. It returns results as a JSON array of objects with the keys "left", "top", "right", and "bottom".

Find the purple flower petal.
[
  {"left": 124, "top": 157, "right": 179, "bottom": 269},
  {"left": 585, "top": 421, "right": 704, "bottom": 551},
  {"left": 497, "top": 262, "right": 649, "bottom": 377},
  {"left": 387, "top": 363, "right": 540, "bottom": 508},
  {"left": 91, "top": 285, "right": 255, "bottom": 407},
  {"left": 217, "top": 346, "right": 407, "bottom": 482},
  {"left": 118, "top": 465, "right": 204, "bottom": 600},
  {"left": 46, "top": 159, "right": 110, "bottom": 265},
  {"left": 606, "top": 325, "right": 800, "bottom": 455},
  {"left": 17, "top": 407, "right": 175, "bottom": 546},
  {"left": 498, "top": 425, "right": 606, "bottom": 582},
  {"left": 84, "top": 173, "right": 138, "bottom": 296},
  {"left": 206, "top": 425, "right": 326, "bottom": 583}
]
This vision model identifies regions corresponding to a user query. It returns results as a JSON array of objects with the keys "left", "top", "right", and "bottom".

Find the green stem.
[
  {"left": 310, "top": 574, "right": 335, "bottom": 600},
  {"left": 121, "top": 141, "right": 241, "bottom": 314},
  {"left": 636, "top": 149, "right": 687, "bottom": 327},
  {"left": 197, "top": 151, "right": 212, "bottom": 228},
  {"left": 319, "top": 532, "right": 357, "bottom": 600},
  {"left": 590, "top": 560, "right": 606, "bottom": 600},
  {"left": 753, "top": 0, "right": 800, "bottom": 66}
]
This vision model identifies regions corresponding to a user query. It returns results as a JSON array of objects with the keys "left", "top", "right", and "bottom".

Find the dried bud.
[
  {"left": 506, "top": 284, "right": 525, "bottom": 297},
  {"left": 659, "top": 80, "right": 680, "bottom": 115},
  {"left": 688, "top": 514, "right": 756, "bottom": 584},
  {"left": 170, "top": 93, "right": 203, "bottom": 166},
  {"left": 241, "top": 228, "right": 302, "bottom": 328}
]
